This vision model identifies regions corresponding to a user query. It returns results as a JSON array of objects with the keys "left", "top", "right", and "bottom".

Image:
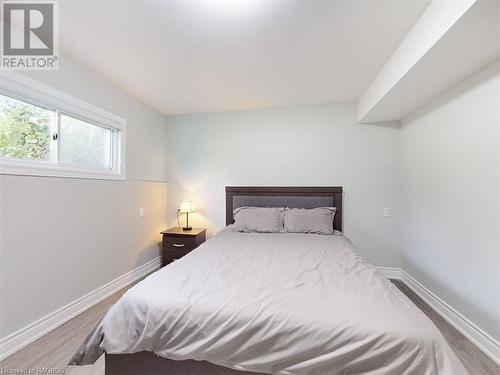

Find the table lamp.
[{"left": 179, "top": 200, "right": 194, "bottom": 231}]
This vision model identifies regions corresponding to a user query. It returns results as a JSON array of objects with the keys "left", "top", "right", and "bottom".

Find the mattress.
[{"left": 70, "top": 228, "right": 468, "bottom": 374}]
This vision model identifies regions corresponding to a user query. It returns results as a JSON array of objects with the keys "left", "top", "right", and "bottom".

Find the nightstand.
[{"left": 160, "top": 227, "right": 206, "bottom": 267}]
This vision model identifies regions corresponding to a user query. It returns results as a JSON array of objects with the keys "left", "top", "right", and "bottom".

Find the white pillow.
[
  {"left": 233, "top": 207, "right": 284, "bottom": 233},
  {"left": 284, "top": 207, "right": 336, "bottom": 235}
]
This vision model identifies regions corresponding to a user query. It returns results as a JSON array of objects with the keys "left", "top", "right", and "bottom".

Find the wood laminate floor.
[{"left": 1, "top": 279, "right": 499, "bottom": 374}]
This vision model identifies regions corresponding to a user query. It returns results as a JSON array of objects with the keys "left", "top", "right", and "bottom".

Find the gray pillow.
[
  {"left": 284, "top": 207, "right": 336, "bottom": 235},
  {"left": 233, "top": 207, "right": 284, "bottom": 233}
]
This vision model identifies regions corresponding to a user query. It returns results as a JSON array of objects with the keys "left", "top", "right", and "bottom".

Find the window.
[{"left": 0, "top": 72, "right": 125, "bottom": 179}]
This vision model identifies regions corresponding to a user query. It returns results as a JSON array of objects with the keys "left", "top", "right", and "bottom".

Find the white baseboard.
[
  {"left": 399, "top": 270, "right": 500, "bottom": 366},
  {"left": 377, "top": 266, "right": 402, "bottom": 280},
  {"left": 377, "top": 266, "right": 500, "bottom": 365},
  {"left": 0, "top": 256, "right": 161, "bottom": 362}
]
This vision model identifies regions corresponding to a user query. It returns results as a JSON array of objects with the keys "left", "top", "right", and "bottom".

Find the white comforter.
[{"left": 73, "top": 229, "right": 468, "bottom": 374}]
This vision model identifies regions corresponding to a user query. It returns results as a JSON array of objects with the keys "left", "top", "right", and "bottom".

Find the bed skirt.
[{"left": 106, "top": 351, "right": 266, "bottom": 375}]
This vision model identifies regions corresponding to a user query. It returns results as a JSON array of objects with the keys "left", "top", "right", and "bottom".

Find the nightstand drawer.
[
  {"left": 160, "top": 227, "right": 207, "bottom": 267},
  {"left": 164, "top": 236, "right": 197, "bottom": 251},
  {"left": 164, "top": 248, "right": 192, "bottom": 264}
]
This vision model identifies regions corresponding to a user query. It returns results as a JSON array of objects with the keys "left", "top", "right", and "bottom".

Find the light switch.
[
  {"left": 139, "top": 207, "right": 145, "bottom": 217},
  {"left": 384, "top": 208, "right": 391, "bottom": 217}
]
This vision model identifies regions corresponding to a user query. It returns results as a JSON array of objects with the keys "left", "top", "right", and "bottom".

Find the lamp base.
[{"left": 182, "top": 226, "right": 192, "bottom": 231}]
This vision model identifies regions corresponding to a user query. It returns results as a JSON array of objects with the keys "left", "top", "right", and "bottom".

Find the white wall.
[
  {"left": 165, "top": 103, "right": 401, "bottom": 267},
  {"left": 400, "top": 60, "right": 500, "bottom": 341},
  {"left": 0, "top": 177, "right": 166, "bottom": 338},
  {"left": 0, "top": 54, "right": 167, "bottom": 339}
]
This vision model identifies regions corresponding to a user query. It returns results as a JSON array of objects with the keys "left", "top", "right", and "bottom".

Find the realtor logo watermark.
[{"left": 1, "top": 0, "right": 59, "bottom": 70}]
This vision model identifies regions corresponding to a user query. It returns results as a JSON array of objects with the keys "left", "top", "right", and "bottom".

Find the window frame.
[{"left": 0, "top": 72, "right": 126, "bottom": 180}]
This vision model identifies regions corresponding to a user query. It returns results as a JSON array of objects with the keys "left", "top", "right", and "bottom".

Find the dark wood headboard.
[{"left": 225, "top": 186, "right": 343, "bottom": 232}]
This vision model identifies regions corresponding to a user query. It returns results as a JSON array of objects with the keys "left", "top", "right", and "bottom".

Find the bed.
[{"left": 69, "top": 186, "right": 468, "bottom": 374}]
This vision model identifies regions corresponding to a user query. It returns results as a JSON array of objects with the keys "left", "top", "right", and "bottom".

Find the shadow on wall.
[
  {"left": 358, "top": 120, "right": 401, "bottom": 129},
  {"left": 404, "top": 59, "right": 500, "bottom": 125},
  {"left": 132, "top": 218, "right": 167, "bottom": 269},
  {"left": 402, "top": 255, "right": 499, "bottom": 339},
  {"left": 133, "top": 241, "right": 162, "bottom": 271}
]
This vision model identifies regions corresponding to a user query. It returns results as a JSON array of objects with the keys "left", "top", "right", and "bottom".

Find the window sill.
[{"left": 0, "top": 158, "right": 126, "bottom": 181}]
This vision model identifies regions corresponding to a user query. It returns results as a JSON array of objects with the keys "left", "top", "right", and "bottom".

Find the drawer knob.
[{"left": 172, "top": 243, "right": 185, "bottom": 248}]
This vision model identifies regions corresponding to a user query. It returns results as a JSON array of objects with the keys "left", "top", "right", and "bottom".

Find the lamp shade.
[{"left": 179, "top": 200, "right": 195, "bottom": 213}]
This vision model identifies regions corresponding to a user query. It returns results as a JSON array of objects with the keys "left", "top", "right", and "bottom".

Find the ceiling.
[{"left": 59, "top": 0, "right": 430, "bottom": 115}]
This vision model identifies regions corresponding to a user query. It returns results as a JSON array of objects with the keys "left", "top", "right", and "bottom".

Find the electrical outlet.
[
  {"left": 384, "top": 208, "right": 391, "bottom": 217},
  {"left": 139, "top": 207, "right": 145, "bottom": 217}
]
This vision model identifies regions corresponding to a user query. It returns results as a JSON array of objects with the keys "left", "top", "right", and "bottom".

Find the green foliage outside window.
[{"left": 0, "top": 95, "right": 52, "bottom": 161}]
